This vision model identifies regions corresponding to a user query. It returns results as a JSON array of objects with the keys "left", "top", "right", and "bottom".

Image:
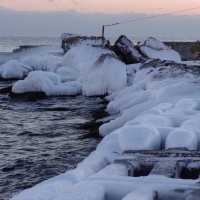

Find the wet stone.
[
  {"left": 9, "top": 91, "right": 47, "bottom": 100},
  {"left": 112, "top": 35, "right": 146, "bottom": 64}
]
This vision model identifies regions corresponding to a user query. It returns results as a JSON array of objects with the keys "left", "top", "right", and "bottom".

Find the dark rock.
[
  {"left": 13, "top": 45, "right": 41, "bottom": 53},
  {"left": 9, "top": 92, "right": 47, "bottom": 101},
  {"left": 80, "top": 121, "right": 102, "bottom": 138},
  {"left": 112, "top": 35, "right": 146, "bottom": 64},
  {"left": 0, "top": 77, "right": 23, "bottom": 82},
  {"left": 140, "top": 59, "right": 200, "bottom": 75},
  {"left": 38, "top": 107, "right": 77, "bottom": 112},
  {"left": 80, "top": 100, "right": 108, "bottom": 138},
  {"left": 91, "top": 107, "right": 109, "bottom": 120},
  {"left": 0, "top": 86, "right": 12, "bottom": 94}
]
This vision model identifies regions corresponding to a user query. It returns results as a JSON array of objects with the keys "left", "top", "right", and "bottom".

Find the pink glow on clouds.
[{"left": 0, "top": 0, "right": 200, "bottom": 14}]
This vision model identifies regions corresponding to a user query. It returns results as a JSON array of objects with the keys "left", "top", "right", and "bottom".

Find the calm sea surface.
[
  {"left": 0, "top": 37, "right": 104, "bottom": 200},
  {"left": 0, "top": 36, "right": 60, "bottom": 53}
]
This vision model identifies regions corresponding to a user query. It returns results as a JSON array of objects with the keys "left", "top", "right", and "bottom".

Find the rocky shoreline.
[{"left": 5, "top": 34, "right": 200, "bottom": 200}]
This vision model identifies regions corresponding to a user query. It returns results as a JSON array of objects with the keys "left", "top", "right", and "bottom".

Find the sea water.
[
  {"left": 0, "top": 36, "right": 60, "bottom": 53},
  {"left": 0, "top": 37, "right": 103, "bottom": 200}
]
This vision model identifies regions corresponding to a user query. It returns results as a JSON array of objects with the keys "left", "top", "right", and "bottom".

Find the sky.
[
  {"left": 0, "top": 0, "right": 200, "bottom": 38},
  {"left": 0, "top": 0, "right": 200, "bottom": 14}
]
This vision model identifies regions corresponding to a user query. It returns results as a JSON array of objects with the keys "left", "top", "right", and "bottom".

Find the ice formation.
[
  {"left": 21, "top": 55, "right": 45, "bottom": 71},
  {"left": 12, "top": 44, "right": 127, "bottom": 96},
  {"left": 57, "top": 67, "right": 80, "bottom": 82},
  {"left": 12, "top": 71, "right": 82, "bottom": 96},
  {"left": 62, "top": 45, "right": 112, "bottom": 73},
  {"left": 0, "top": 60, "right": 29, "bottom": 79},
  {"left": 82, "top": 54, "right": 127, "bottom": 96}
]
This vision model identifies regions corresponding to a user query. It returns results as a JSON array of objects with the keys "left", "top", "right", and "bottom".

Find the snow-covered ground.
[{"left": 8, "top": 37, "right": 200, "bottom": 200}]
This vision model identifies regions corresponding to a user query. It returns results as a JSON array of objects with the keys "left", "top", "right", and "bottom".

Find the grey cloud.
[{"left": 0, "top": 8, "right": 199, "bottom": 40}]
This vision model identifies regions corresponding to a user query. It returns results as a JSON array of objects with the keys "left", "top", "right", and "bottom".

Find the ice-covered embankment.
[{"left": 11, "top": 36, "right": 200, "bottom": 200}]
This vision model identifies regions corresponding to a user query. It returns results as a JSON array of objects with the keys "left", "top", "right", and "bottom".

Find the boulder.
[
  {"left": 138, "top": 37, "right": 181, "bottom": 62},
  {"left": 112, "top": 35, "right": 146, "bottom": 64}
]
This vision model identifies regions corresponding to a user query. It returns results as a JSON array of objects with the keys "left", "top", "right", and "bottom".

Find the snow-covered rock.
[
  {"left": 21, "top": 55, "right": 45, "bottom": 71},
  {"left": 175, "top": 98, "right": 200, "bottom": 111},
  {"left": 12, "top": 71, "right": 82, "bottom": 96},
  {"left": 62, "top": 45, "right": 114, "bottom": 74},
  {"left": 0, "top": 60, "right": 29, "bottom": 79},
  {"left": 12, "top": 71, "right": 60, "bottom": 95},
  {"left": 99, "top": 101, "right": 159, "bottom": 137},
  {"left": 43, "top": 55, "right": 62, "bottom": 72},
  {"left": 138, "top": 37, "right": 181, "bottom": 62},
  {"left": 82, "top": 54, "right": 127, "bottom": 96},
  {"left": 62, "top": 45, "right": 127, "bottom": 96},
  {"left": 117, "top": 125, "right": 161, "bottom": 152},
  {"left": 57, "top": 67, "right": 80, "bottom": 82},
  {"left": 0, "top": 54, "right": 62, "bottom": 80},
  {"left": 165, "top": 129, "right": 198, "bottom": 150}
]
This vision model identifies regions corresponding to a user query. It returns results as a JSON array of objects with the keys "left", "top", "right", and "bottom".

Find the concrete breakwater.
[{"left": 164, "top": 41, "right": 200, "bottom": 61}]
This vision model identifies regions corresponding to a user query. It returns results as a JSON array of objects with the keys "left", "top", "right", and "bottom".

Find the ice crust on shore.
[{"left": 11, "top": 38, "right": 200, "bottom": 200}]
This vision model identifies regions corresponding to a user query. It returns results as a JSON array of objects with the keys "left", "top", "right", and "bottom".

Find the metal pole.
[{"left": 102, "top": 25, "right": 105, "bottom": 38}]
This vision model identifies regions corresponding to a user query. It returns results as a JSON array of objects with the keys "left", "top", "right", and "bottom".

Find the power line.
[
  {"left": 105, "top": 6, "right": 200, "bottom": 27},
  {"left": 102, "top": 6, "right": 200, "bottom": 37}
]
